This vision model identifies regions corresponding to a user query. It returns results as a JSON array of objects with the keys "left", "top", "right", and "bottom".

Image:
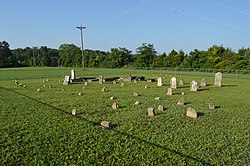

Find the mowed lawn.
[{"left": 0, "top": 67, "right": 249, "bottom": 165}]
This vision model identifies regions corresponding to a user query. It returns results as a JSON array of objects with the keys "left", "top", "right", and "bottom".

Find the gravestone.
[
  {"left": 101, "top": 121, "right": 112, "bottom": 129},
  {"left": 63, "top": 76, "right": 71, "bottom": 85},
  {"left": 84, "top": 82, "right": 88, "bottom": 86},
  {"left": 121, "top": 83, "right": 125, "bottom": 87},
  {"left": 214, "top": 72, "right": 222, "bottom": 87},
  {"left": 71, "top": 69, "right": 75, "bottom": 80},
  {"left": 99, "top": 76, "right": 104, "bottom": 84},
  {"left": 72, "top": 109, "right": 77, "bottom": 116},
  {"left": 112, "top": 102, "right": 119, "bottom": 110},
  {"left": 170, "top": 77, "right": 177, "bottom": 89},
  {"left": 133, "top": 92, "right": 139, "bottom": 96},
  {"left": 158, "top": 105, "right": 164, "bottom": 111},
  {"left": 208, "top": 103, "right": 215, "bottom": 109},
  {"left": 177, "top": 96, "right": 184, "bottom": 105},
  {"left": 102, "top": 87, "right": 106, "bottom": 92},
  {"left": 186, "top": 107, "right": 197, "bottom": 118},
  {"left": 113, "top": 80, "right": 117, "bottom": 84},
  {"left": 167, "top": 88, "right": 173, "bottom": 96},
  {"left": 155, "top": 97, "right": 160, "bottom": 100},
  {"left": 200, "top": 78, "right": 207, "bottom": 87},
  {"left": 147, "top": 108, "right": 155, "bottom": 117},
  {"left": 144, "top": 85, "right": 147, "bottom": 89},
  {"left": 157, "top": 77, "right": 163, "bottom": 86},
  {"left": 179, "top": 78, "right": 184, "bottom": 86},
  {"left": 134, "top": 101, "right": 140, "bottom": 105},
  {"left": 37, "top": 88, "right": 40, "bottom": 92},
  {"left": 190, "top": 80, "right": 199, "bottom": 91},
  {"left": 110, "top": 96, "right": 114, "bottom": 100}
]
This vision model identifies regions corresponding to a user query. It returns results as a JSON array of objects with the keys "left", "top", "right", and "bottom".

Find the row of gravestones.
[
  {"left": 157, "top": 72, "right": 222, "bottom": 92},
  {"left": 64, "top": 69, "right": 222, "bottom": 89}
]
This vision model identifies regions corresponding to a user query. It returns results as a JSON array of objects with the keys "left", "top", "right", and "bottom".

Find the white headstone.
[
  {"left": 214, "top": 72, "right": 222, "bottom": 87},
  {"left": 72, "top": 109, "right": 77, "bottom": 116},
  {"left": 190, "top": 80, "right": 199, "bottom": 91},
  {"left": 148, "top": 108, "right": 155, "bottom": 117},
  {"left": 63, "top": 76, "right": 70, "bottom": 85},
  {"left": 99, "top": 76, "right": 104, "bottom": 84},
  {"left": 170, "top": 77, "right": 177, "bottom": 89},
  {"left": 157, "top": 77, "right": 163, "bottom": 86},
  {"left": 101, "top": 121, "right": 112, "bottom": 129},
  {"left": 167, "top": 88, "right": 173, "bottom": 96},
  {"left": 179, "top": 78, "right": 184, "bottom": 86},
  {"left": 71, "top": 69, "right": 75, "bottom": 80},
  {"left": 112, "top": 102, "right": 119, "bottom": 110}
]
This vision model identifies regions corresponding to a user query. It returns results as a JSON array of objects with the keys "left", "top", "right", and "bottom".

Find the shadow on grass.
[
  {"left": 197, "top": 112, "right": 205, "bottom": 117},
  {"left": 0, "top": 85, "right": 214, "bottom": 166}
]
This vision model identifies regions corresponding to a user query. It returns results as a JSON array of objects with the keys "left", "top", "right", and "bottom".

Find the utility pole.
[{"left": 76, "top": 25, "right": 86, "bottom": 69}]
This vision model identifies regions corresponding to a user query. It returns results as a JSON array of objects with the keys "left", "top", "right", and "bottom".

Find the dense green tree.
[
  {"left": 59, "top": 44, "right": 81, "bottom": 67},
  {"left": 0, "top": 41, "right": 17, "bottom": 67},
  {"left": 135, "top": 43, "right": 157, "bottom": 67}
]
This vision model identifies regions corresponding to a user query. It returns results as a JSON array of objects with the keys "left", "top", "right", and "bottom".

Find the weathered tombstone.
[
  {"left": 72, "top": 109, "right": 77, "bottom": 116},
  {"left": 113, "top": 80, "right": 117, "bottom": 84},
  {"left": 43, "top": 84, "right": 46, "bottom": 87},
  {"left": 101, "top": 87, "right": 106, "bottom": 92},
  {"left": 144, "top": 85, "right": 147, "bottom": 89},
  {"left": 158, "top": 105, "right": 164, "bottom": 111},
  {"left": 177, "top": 96, "right": 184, "bottom": 105},
  {"left": 112, "top": 102, "right": 119, "bottom": 110},
  {"left": 155, "top": 97, "right": 160, "bottom": 100},
  {"left": 84, "top": 82, "right": 88, "bottom": 86},
  {"left": 78, "top": 93, "right": 82, "bottom": 96},
  {"left": 134, "top": 101, "right": 140, "bottom": 105},
  {"left": 37, "top": 88, "right": 40, "bottom": 92},
  {"left": 179, "top": 78, "right": 184, "bottom": 86},
  {"left": 157, "top": 77, "right": 163, "bottom": 86},
  {"left": 100, "top": 121, "right": 112, "bottom": 129},
  {"left": 63, "top": 76, "right": 71, "bottom": 85},
  {"left": 190, "top": 80, "right": 199, "bottom": 92},
  {"left": 121, "top": 83, "right": 125, "bottom": 87},
  {"left": 133, "top": 92, "right": 139, "bottom": 96},
  {"left": 71, "top": 69, "right": 75, "bottom": 80},
  {"left": 170, "top": 77, "right": 177, "bottom": 89},
  {"left": 181, "top": 92, "right": 185, "bottom": 95},
  {"left": 186, "top": 107, "right": 197, "bottom": 118},
  {"left": 214, "top": 72, "right": 222, "bottom": 87},
  {"left": 147, "top": 108, "right": 155, "bottom": 117},
  {"left": 110, "top": 96, "right": 114, "bottom": 100},
  {"left": 167, "top": 88, "right": 173, "bottom": 96},
  {"left": 200, "top": 78, "right": 207, "bottom": 87},
  {"left": 99, "top": 76, "right": 104, "bottom": 84},
  {"left": 208, "top": 103, "right": 215, "bottom": 109}
]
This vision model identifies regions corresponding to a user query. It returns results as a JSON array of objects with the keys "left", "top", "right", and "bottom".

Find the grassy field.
[{"left": 0, "top": 67, "right": 250, "bottom": 165}]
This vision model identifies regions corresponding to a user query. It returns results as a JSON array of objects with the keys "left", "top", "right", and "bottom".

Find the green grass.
[{"left": 0, "top": 67, "right": 250, "bottom": 165}]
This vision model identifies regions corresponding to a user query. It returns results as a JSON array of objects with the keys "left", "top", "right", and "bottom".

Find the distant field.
[{"left": 0, "top": 67, "right": 249, "bottom": 165}]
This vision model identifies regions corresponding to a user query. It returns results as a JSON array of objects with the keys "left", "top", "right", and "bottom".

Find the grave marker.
[
  {"left": 157, "top": 77, "right": 163, "bottom": 86},
  {"left": 148, "top": 108, "right": 155, "bottom": 117},
  {"left": 167, "top": 88, "right": 173, "bottom": 96},
  {"left": 190, "top": 80, "right": 199, "bottom": 91},
  {"left": 214, "top": 72, "right": 222, "bottom": 87},
  {"left": 186, "top": 107, "right": 197, "bottom": 118},
  {"left": 170, "top": 77, "right": 177, "bottom": 89}
]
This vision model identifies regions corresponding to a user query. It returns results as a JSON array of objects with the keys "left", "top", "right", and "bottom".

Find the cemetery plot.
[{"left": 0, "top": 68, "right": 249, "bottom": 165}]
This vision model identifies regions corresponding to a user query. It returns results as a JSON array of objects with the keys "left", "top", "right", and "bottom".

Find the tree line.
[{"left": 1, "top": 41, "right": 250, "bottom": 70}]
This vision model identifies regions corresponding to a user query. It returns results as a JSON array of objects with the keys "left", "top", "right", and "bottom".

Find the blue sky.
[{"left": 1, "top": 0, "right": 250, "bottom": 54}]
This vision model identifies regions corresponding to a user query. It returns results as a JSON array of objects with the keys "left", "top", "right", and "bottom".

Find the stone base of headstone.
[
  {"left": 186, "top": 107, "right": 197, "bottom": 118},
  {"left": 148, "top": 108, "right": 155, "bottom": 117},
  {"left": 133, "top": 92, "right": 139, "bottom": 96}
]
